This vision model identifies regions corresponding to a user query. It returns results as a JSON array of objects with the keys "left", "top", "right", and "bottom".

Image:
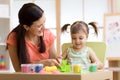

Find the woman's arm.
[
  {"left": 38, "top": 43, "right": 61, "bottom": 67},
  {"left": 8, "top": 45, "right": 21, "bottom": 72},
  {"left": 88, "top": 48, "right": 103, "bottom": 69},
  {"left": 49, "top": 43, "right": 57, "bottom": 59}
]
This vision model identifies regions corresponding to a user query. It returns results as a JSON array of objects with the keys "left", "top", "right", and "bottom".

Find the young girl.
[{"left": 61, "top": 21, "right": 103, "bottom": 69}]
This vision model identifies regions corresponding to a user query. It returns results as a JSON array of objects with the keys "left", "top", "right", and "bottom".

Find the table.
[
  {"left": 107, "top": 57, "right": 120, "bottom": 80},
  {"left": 0, "top": 70, "right": 112, "bottom": 80}
]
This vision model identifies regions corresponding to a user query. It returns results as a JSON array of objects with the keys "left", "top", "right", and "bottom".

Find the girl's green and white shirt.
[{"left": 67, "top": 47, "right": 91, "bottom": 67}]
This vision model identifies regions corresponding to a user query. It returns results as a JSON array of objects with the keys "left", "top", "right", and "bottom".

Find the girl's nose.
[{"left": 76, "top": 39, "right": 80, "bottom": 43}]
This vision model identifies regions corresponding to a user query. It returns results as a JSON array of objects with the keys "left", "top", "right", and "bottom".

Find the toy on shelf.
[{"left": 0, "top": 54, "right": 5, "bottom": 70}]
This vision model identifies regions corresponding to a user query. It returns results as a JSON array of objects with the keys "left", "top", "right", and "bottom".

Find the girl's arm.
[
  {"left": 62, "top": 49, "right": 68, "bottom": 60},
  {"left": 8, "top": 45, "right": 21, "bottom": 72},
  {"left": 88, "top": 48, "right": 103, "bottom": 69}
]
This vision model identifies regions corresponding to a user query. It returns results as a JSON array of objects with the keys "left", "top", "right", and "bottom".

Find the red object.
[{"left": 0, "top": 55, "right": 5, "bottom": 59}]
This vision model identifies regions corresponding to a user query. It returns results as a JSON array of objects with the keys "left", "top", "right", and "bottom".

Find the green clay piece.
[{"left": 57, "top": 60, "right": 71, "bottom": 72}]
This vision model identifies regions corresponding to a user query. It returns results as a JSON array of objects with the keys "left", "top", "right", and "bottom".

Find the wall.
[{"left": 7, "top": 0, "right": 110, "bottom": 72}]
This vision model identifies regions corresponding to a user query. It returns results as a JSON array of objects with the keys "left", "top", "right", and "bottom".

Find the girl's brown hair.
[{"left": 61, "top": 21, "right": 98, "bottom": 37}]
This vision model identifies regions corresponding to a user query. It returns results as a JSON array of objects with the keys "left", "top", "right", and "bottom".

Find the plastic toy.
[
  {"left": 44, "top": 66, "right": 57, "bottom": 72},
  {"left": 57, "top": 60, "right": 71, "bottom": 72},
  {"left": 0, "top": 55, "right": 5, "bottom": 70},
  {"left": 39, "top": 66, "right": 60, "bottom": 74}
]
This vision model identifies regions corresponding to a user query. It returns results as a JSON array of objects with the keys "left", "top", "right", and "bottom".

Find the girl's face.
[
  {"left": 25, "top": 14, "right": 46, "bottom": 37},
  {"left": 71, "top": 30, "right": 88, "bottom": 50}
]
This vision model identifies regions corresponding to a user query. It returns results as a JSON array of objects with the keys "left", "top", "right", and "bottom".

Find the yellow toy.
[{"left": 44, "top": 66, "right": 57, "bottom": 72}]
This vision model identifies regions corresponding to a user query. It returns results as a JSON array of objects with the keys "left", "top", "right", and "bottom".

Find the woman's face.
[
  {"left": 26, "top": 14, "right": 46, "bottom": 37},
  {"left": 71, "top": 30, "right": 88, "bottom": 50}
]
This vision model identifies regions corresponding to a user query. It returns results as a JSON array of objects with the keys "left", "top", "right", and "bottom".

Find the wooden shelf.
[
  {"left": 107, "top": 57, "right": 120, "bottom": 61},
  {"left": 0, "top": 0, "right": 10, "bottom": 71}
]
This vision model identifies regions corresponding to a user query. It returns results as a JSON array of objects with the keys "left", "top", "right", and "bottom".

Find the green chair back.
[{"left": 62, "top": 42, "right": 107, "bottom": 64}]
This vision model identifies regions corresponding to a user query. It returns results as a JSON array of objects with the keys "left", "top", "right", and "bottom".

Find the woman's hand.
[
  {"left": 37, "top": 59, "right": 61, "bottom": 68},
  {"left": 56, "top": 56, "right": 63, "bottom": 64}
]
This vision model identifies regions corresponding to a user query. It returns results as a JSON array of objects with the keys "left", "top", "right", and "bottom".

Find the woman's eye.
[{"left": 37, "top": 25, "right": 42, "bottom": 28}]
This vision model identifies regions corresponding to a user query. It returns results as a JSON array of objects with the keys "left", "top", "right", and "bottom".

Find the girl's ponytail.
[
  {"left": 88, "top": 22, "right": 98, "bottom": 36},
  {"left": 61, "top": 24, "right": 71, "bottom": 32}
]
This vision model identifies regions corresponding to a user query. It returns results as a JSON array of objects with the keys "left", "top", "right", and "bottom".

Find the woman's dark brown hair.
[{"left": 6, "top": 3, "right": 46, "bottom": 64}]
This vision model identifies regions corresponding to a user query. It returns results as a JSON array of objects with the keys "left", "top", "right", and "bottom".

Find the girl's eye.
[
  {"left": 72, "top": 38, "right": 76, "bottom": 40},
  {"left": 79, "top": 37, "right": 83, "bottom": 40}
]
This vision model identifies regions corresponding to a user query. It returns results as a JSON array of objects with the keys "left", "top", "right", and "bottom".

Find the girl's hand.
[{"left": 94, "top": 61, "right": 103, "bottom": 69}]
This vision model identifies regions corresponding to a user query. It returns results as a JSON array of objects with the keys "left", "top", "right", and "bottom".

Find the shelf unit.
[{"left": 0, "top": 0, "right": 10, "bottom": 71}]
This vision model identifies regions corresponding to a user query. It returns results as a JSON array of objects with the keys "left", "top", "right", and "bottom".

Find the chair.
[{"left": 62, "top": 42, "right": 107, "bottom": 64}]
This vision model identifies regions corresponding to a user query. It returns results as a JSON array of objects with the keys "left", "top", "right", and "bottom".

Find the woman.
[{"left": 6, "top": 3, "right": 61, "bottom": 72}]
